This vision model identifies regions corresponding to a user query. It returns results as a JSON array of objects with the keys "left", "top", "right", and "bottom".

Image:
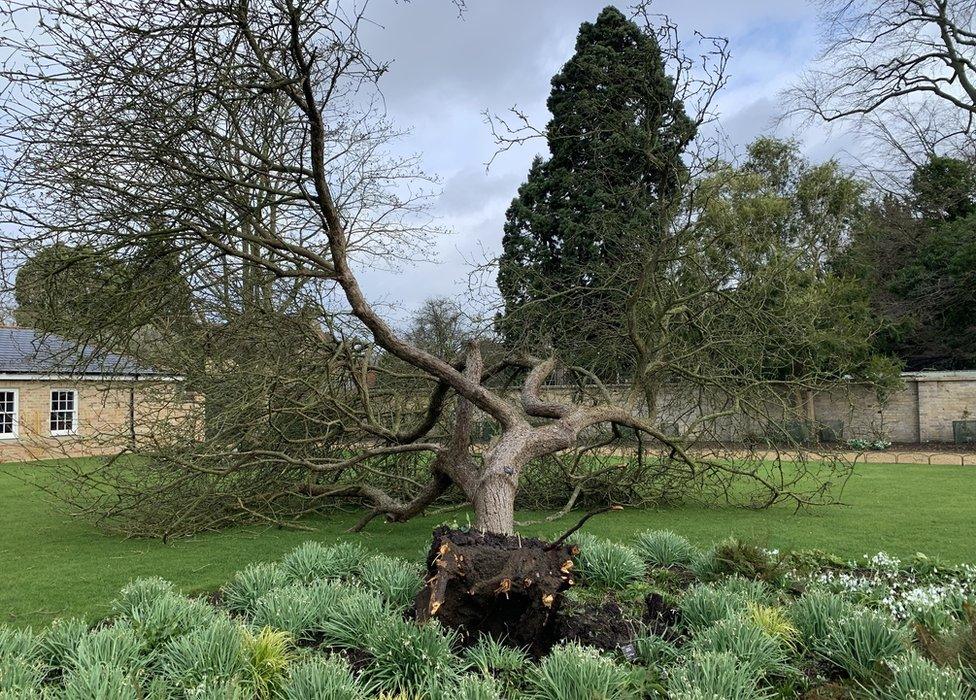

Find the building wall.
[{"left": 0, "top": 379, "right": 187, "bottom": 463}]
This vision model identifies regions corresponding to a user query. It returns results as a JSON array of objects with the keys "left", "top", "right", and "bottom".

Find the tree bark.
[{"left": 473, "top": 473, "right": 518, "bottom": 534}]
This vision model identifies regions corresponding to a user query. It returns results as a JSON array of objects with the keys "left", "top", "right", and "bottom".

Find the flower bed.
[{"left": 2, "top": 533, "right": 975, "bottom": 698}]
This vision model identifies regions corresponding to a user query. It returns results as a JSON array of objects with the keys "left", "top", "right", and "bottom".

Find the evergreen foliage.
[{"left": 497, "top": 6, "right": 694, "bottom": 373}]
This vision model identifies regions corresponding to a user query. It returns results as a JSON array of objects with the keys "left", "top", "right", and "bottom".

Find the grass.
[{"left": 2, "top": 459, "right": 976, "bottom": 628}]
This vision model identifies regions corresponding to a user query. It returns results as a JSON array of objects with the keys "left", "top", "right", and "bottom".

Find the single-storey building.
[{"left": 0, "top": 327, "right": 182, "bottom": 463}]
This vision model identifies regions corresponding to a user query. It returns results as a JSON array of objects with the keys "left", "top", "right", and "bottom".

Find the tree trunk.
[{"left": 473, "top": 473, "right": 517, "bottom": 534}]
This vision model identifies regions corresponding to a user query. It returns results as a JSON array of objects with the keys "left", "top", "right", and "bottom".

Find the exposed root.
[{"left": 414, "top": 526, "right": 578, "bottom": 655}]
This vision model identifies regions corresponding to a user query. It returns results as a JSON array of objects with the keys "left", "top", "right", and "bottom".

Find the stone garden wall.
[
  {"left": 813, "top": 371, "right": 976, "bottom": 443},
  {"left": 540, "top": 370, "right": 976, "bottom": 445}
]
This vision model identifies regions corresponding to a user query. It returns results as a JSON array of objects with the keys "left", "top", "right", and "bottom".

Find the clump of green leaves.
[
  {"left": 249, "top": 579, "right": 346, "bottom": 640},
  {"left": 689, "top": 617, "right": 790, "bottom": 679},
  {"left": 464, "top": 635, "right": 530, "bottom": 694},
  {"left": 784, "top": 549, "right": 847, "bottom": 575},
  {"left": 60, "top": 663, "right": 139, "bottom": 700},
  {"left": 361, "top": 618, "right": 460, "bottom": 697},
  {"left": 280, "top": 541, "right": 365, "bottom": 584},
  {"left": 710, "top": 538, "right": 783, "bottom": 583},
  {"left": 689, "top": 546, "right": 724, "bottom": 581},
  {"left": 422, "top": 673, "right": 506, "bottom": 700},
  {"left": 357, "top": 555, "right": 423, "bottom": 610},
  {"left": 222, "top": 562, "right": 287, "bottom": 615},
  {"left": 158, "top": 615, "right": 250, "bottom": 691},
  {"left": 714, "top": 576, "right": 775, "bottom": 605},
  {"left": 633, "top": 530, "right": 698, "bottom": 569},
  {"left": 72, "top": 624, "right": 145, "bottom": 676},
  {"left": 679, "top": 585, "right": 740, "bottom": 631},
  {"left": 184, "top": 679, "right": 245, "bottom": 699},
  {"left": 747, "top": 603, "right": 798, "bottom": 647},
  {"left": 122, "top": 592, "right": 217, "bottom": 651},
  {"left": 0, "top": 627, "right": 44, "bottom": 695},
  {"left": 879, "top": 651, "right": 969, "bottom": 700},
  {"left": 448, "top": 674, "right": 507, "bottom": 700},
  {"left": 280, "top": 655, "right": 363, "bottom": 700},
  {"left": 0, "top": 627, "right": 41, "bottom": 665},
  {"left": 573, "top": 534, "right": 646, "bottom": 590},
  {"left": 242, "top": 626, "right": 293, "bottom": 697},
  {"left": 526, "top": 643, "right": 634, "bottom": 700},
  {"left": 847, "top": 437, "right": 892, "bottom": 451},
  {"left": 818, "top": 611, "right": 908, "bottom": 682},
  {"left": 111, "top": 578, "right": 176, "bottom": 619},
  {"left": 251, "top": 585, "right": 320, "bottom": 639},
  {"left": 667, "top": 650, "right": 763, "bottom": 700},
  {"left": 39, "top": 618, "right": 88, "bottom": 669},
  {"left": 0, "top": 656, "right": 46, "bottom": 694},
  {"left": 790, "top": 591, "right": 856, "bottom": 649},
  {"left": 317, "top": 589, "right": 391, "bottom": 650},
  {"left": 632, "top": 632, "right": 679, "bottom": 667},
  {"left": 679, "top": 577, "right": 777, "bottom": 634}
]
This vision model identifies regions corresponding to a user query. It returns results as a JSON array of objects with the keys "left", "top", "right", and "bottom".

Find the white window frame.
[
  {"left": 50, "top": 388, "right": 78, "bottom": 436},
  {"left": 0, "top": 388, "right": 18, "bottom": 439}
]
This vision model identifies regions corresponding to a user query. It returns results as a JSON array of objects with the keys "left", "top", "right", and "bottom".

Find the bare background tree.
[
  {"left": 0, "top": 0, "right": 860, "bottom": 541},
  {"left": 786, "top": 0, "right": 976, "bottom": 372},
  {"left": 786, "top": 0, "right": 976, "bottom": 185}
]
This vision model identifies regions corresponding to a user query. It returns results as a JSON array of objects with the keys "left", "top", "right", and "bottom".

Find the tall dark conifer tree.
[{"left": 497, "top": 6, "right": 695, "bottom": 373}]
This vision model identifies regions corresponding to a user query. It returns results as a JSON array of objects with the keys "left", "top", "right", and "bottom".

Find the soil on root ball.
[{"left": 414, "top": 526, "right": 578, "bottom": 656}]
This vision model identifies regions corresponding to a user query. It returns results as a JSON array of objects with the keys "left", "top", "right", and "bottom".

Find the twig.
[{"left": 544, "top": 505, "right": 623, "bottom": 550}]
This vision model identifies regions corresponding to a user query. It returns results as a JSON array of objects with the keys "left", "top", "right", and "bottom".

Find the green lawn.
[{"left": 2, "top": 459, "right": 975, "bottom": 628}]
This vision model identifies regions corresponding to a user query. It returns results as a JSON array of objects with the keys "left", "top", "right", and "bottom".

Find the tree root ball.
[{"left": 414, "top": 526, "right": 578, "bottom": 655}]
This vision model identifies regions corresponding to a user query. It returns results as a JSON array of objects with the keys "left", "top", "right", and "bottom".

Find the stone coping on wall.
[
  {"left": 718, "top": 449, "right": 976, "bottom": 466},
  {"left": 680, "top": 450, "right": 974, "bottom": 465},
  {"left": 724, "top": 449, "right": 976, "bottom": 466},
  {"left": 854, "top": 450, "right": 976, "bottom": 465}
]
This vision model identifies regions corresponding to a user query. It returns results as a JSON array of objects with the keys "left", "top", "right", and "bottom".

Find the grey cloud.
[
  {"left": 437, "top": 165, "right": 524, "bottom": 216},
  {"left": 716, "top": 96, "right": 780, "bottom": 148}
]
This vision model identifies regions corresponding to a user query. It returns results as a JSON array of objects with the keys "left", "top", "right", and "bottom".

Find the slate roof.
[{"left": 0, "top": 327, "right": 161, "bottom": 377}]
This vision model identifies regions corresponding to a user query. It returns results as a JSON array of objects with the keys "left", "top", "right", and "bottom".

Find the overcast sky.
[{"left": 351, "top": 0, "right": 855, "bottom": 323}]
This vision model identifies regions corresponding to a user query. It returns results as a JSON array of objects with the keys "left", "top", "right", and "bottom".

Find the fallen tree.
[{"left": 0, "top": 0, "right": 865, "bottom": 544}]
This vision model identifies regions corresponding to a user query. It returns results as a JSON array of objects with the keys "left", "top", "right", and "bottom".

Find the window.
[
  {"left": 0, "top": 390, "right": 17, "bottom": 438},
  {"left": 50, "top": 389, "right": 78, "bottom": 436}
]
